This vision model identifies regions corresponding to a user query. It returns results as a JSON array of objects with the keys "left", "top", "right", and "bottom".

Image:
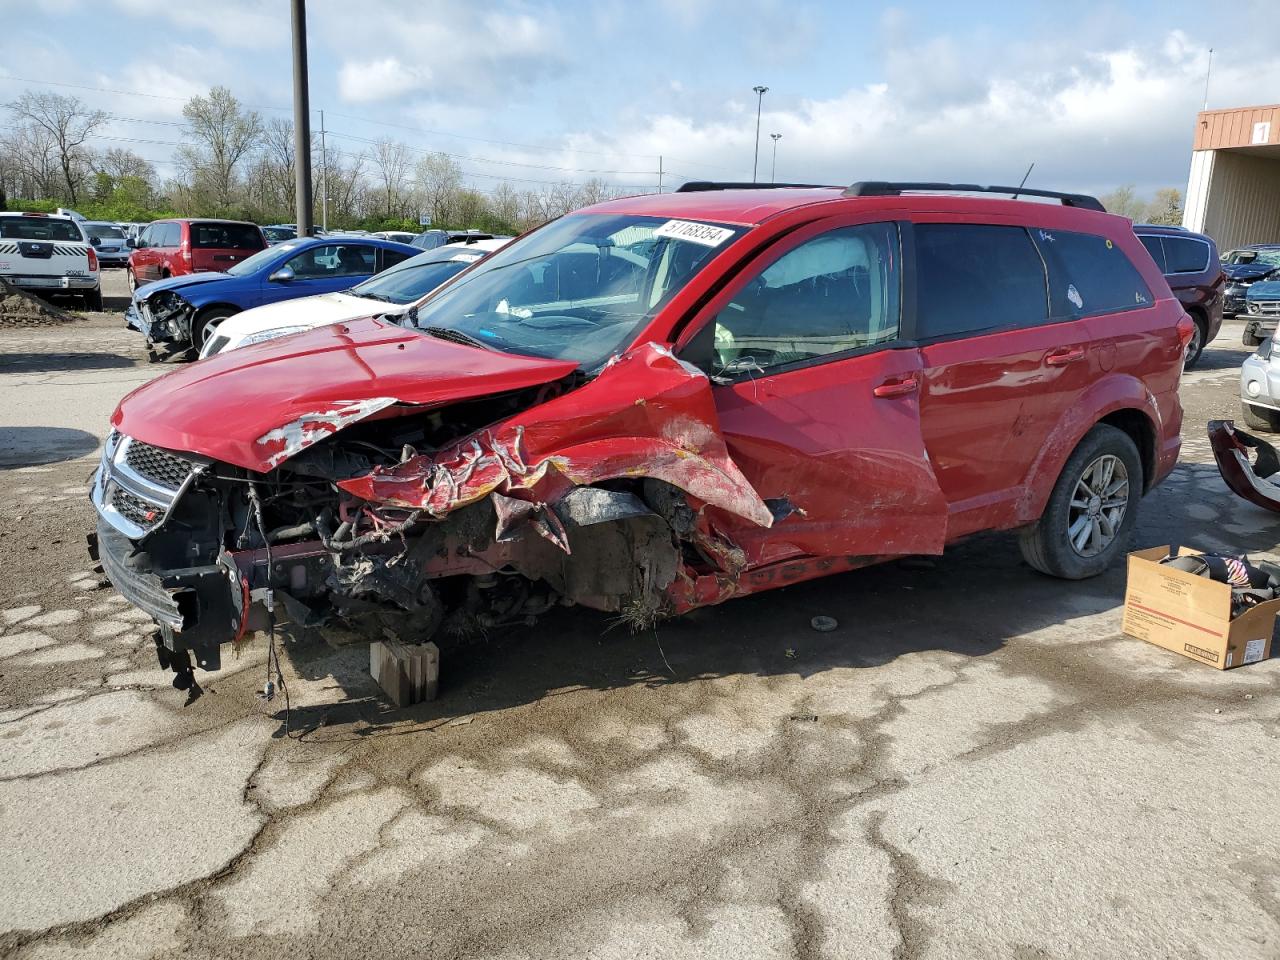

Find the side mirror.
[
  {"left": 269, "top": 266, "right": 296, "bottom": 283},
  {"left": 125, "top": 238, "right": 135, "bottom": 248}
]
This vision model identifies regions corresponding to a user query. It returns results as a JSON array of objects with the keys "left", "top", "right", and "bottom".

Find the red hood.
[{"left": 113, "top": 317, "right": 579, "bottom": 471}]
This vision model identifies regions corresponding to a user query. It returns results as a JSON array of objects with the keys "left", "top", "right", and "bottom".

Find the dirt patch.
[{"left": 0, "top": 279, "right": 82, "bottom": 327}]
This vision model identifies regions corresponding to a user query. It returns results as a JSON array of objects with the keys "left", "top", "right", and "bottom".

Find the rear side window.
[
  {"left": 191, "top": 223, "right": 264, "bottom": 250},
  {"left": 1163, "top": 236, "right": 1210, "bottom": 274},
  {"left": 1034, "top": 229, "right": 1152, "bottom": 318},
  {"left": 1138, "top": 235, "right": 1166, "bottom": 273},
  {"left": 379, "top": 249, "right": 414, "bottom": 270},
  {"left": 914, "top": 224, "right": 1047, "bottom": 340},
  {"left": 0, "top": 217, "right": 83, "bottom": 241}
]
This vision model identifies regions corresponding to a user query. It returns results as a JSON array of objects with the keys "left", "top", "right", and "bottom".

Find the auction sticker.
[{"left": 654, "top": 220, "right": 734, "bottom": 247}]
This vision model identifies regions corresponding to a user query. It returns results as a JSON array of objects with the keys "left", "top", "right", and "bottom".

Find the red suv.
[
  {"left": 90, "top": 181, "right": 1190, "bottom": 689},
  {"left": 127, "top": 218, "right": 265, "bottom": 291}
]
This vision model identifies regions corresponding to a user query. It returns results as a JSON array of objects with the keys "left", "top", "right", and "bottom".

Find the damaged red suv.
[{"left": 90, "top": 181, "right": 1189, "bottom": 687}]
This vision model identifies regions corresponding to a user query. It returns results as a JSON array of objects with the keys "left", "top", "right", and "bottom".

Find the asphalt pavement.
[{"left": 0, "top": 273, "right": 1276, "bottom": 959}]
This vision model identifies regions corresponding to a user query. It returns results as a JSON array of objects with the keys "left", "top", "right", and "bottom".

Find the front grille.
[
  {"left": 125, "top": 440, "right": 195, "bottom": 489},
  {"left": 1249, "top": 301, "right": 1280, "bottom": 317},
  {"left": 110, "top": 487, "right": 164, "bottom": 531}
]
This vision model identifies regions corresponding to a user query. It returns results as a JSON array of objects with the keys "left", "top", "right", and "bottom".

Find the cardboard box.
[{"left": 1122, "top": 546, "right": 1277, "bottom": 669}]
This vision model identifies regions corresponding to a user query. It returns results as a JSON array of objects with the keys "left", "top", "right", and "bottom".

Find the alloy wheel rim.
[
  {"left": 1066, "top": 454, "right": 1129, "bottom": 558},
  {"left": 200, "top": 317, "right": 225, "bottom": 346},
  {"left": 1184, "top": 324, "right": 1202, "bottom": 369}
]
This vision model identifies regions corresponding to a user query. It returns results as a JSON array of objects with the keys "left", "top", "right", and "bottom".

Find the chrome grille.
[
  {"left": 110, "top": 487, "right": 163, "bottom": 531},
  {"left": 1250, "top": 300, "right": 1280, "bottom": 317},
  {"left": 125, "top": 441, "right": 195, "bottom": 488}
]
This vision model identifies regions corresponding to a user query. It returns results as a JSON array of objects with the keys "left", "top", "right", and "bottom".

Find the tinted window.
[
  {"left": 84, "top": 223, "right": 125, "bottom": 240},
  {"left": 158, "top": 223, "right": 180, "bottom": 247},
  {"left": 191, "top": 222, "right": 264, "bottom": 250},
  {"left": 914, "top": 224, "right": 1047, "bottom": 339},
  {"left": 379, "top": 249, "right": 414, "bottom": 271},
  {"left": 1034, "top": 229, "right": 1152, "bottom": 318},
  {"left": 710, "top": 223, "right": 900, "bottom": 374},
  {"left": 1138, "top": 235, "right": 1166, "bottom": 272},
  {"left": 0, "top": 217, "right": 83, "bottom": 241},
  {"left": 352, "top": 259, "right": 473, "bottom": 305},
  {"left": 285, "top": 243, "right": 375, "bottom": 278},
  {"left": 1163, "top": 236, "right": 1210, "bottom": 274}
]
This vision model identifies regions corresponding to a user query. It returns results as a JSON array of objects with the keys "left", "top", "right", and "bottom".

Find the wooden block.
[{"left": 370, "top": 640, "right": 440, "bottom": 706}]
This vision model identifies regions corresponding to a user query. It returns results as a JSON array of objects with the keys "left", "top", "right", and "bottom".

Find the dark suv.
[
  {"left": 90, "top": 180, "right": 1190, "bottom": 692},
  {"left": 1221, "top": 244, "right": 1280, "bottom": 342},
  {"left": 1133, "top": 225, "right": 1223, "bottom": 367}
]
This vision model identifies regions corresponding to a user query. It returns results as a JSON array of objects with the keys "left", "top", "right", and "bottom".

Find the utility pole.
[
  {"left": 1203, "top": 48, "right": 1213, "bottom": 111},
  {"left": 752, "top": 85, "right": 769, "bottom": 182},
  {"left": 290, "top": 0, "right": 314, "bottom": 236},
  {"left": 320, "top": 109, "right": 328, "bottom": 232},
  {"left": 770, "top": 133, "right": 781, "bottom": 183},
  {"left": 657, "top": 155, "right": 663, "bottom": 194}
]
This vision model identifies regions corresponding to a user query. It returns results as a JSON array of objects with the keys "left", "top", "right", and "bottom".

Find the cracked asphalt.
[{"left": 0, "top": 271, "right": 1277, "bottom": 959}]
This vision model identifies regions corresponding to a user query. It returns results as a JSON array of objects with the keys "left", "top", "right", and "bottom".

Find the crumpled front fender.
[{"left": 338, "top": 341, "right": 774, "bottom": 529}]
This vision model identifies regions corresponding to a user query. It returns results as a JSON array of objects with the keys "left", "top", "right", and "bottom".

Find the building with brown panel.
[{"left": 1184, "top": 104, "right": 1280, "bottom": 249}]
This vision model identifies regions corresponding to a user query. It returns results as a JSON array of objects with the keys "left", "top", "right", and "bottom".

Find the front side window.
[
  {"left": 1163, "top": 236, "right": 1210, "bottom": 274},
  {"left": 285, "top": 244, "right": 375, "bottom": 278},
  {"left": 709, "top": 223, "right": 900, "bottom": 375},
  {"left": 412, "top": 213, "right": 745, "bottom": 368},
  {"left": 915, "top": 224, "right": 1048, "bottom": 340},
  {"left": 1034, "top": 229, "right": 1152, "bottom": 318},
  {"left": 159, "top": 223, "right": 180, "bottom": 247}
]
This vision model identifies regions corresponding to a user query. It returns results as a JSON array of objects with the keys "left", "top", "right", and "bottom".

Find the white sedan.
[{"left": 199, "top": 238, "right": 509, "bottom": 357}]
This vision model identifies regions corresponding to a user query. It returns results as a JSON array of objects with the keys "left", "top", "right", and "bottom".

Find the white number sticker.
[{"left": 653, "top": 220, "right": 735, "bottom": 248}]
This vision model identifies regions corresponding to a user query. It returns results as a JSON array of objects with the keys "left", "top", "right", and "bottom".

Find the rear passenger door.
[
  {"left": 680, "top": 219, "right": 948, "bottom": 563},
  {"left": 909, "top": 221, "right": 1097, "bottom": 538}
]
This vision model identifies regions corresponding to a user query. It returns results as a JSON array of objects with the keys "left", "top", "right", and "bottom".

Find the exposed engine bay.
[{"left": 90, "top": 343, "right": 786, "bottom": 689}]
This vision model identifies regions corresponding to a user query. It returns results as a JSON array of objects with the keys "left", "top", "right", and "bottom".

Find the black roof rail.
[
  {"left": 843, "top": 181, "right": 1106, "bottom": 212},
  {"left": 675, "top": 181, "right": 836, "bottom": 193}
]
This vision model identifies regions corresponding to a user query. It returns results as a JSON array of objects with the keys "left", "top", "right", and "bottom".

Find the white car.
[
  {"left": 370, "top": 230, "right": 417, "bottom": 244},
  {"left": 200, "top": 238, "right": 509, "bottom": 357},
  {"left": 0, "top": 211, "right": 102, "bottom": 309}
]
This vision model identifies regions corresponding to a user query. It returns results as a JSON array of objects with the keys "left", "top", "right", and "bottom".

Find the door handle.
[
  {"left": 1045, "top": 347, "right": 1086, "bottom": 366},
  {"left": 873, "top": 375, "right": 919, "bottom": 398}
]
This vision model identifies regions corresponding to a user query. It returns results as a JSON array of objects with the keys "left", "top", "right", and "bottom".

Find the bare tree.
[
  {"left": 95, "top": 147, "right": 156, "bottom": 184},
  {"left": 1145, "top": 187, "right": 1184, "bottom": 226},
  {"left": 370, "top": 138, "right": 411, "bottom": 219},
  {"left": 487, "top": 182, "right": 520, "bottom": 231},
  {"left": 6, "top": 91, "right": 107, "bottom": 204},
  {"left": 178, "top": 86, "right": 263, "bottom": 210},
  {"left": 1099, "top": 185, "right": 1148, "bottom": 221},
  {"left": 415, "top": 151, "right": 462, "bottom": 226}
]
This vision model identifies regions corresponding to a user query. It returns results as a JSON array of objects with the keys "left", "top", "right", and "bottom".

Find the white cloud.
[
  {"left": 338, "top": 58, "right": 433, "bottom": 104},
  {"left": 111, "top": 0, "right": 286, "bottom": 50}
]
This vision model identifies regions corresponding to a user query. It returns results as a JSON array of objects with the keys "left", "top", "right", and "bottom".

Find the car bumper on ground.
[{"left": 1208, "top": 420, "right": 1280, "bottom": 514}]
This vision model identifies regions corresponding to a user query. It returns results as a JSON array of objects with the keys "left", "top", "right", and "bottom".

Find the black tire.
[
  {"left": 1019, "top": 424, "right": 1143, "bottom": 580},
  {"left": 192, "top": 307, "right": 236, "bottom": 353},
  {"left": 126, "top": 268, "right": 138, "bottom": 293},
  {"left": 1243, "top": 329, "right": 1262, "bottom": 348},
  {"left": 1183, "top": 315, "right": 1207, "bottom": 369},
  {"left": 84, "top": 288, "right": 102, "bottom": 311},
  {"left": 1242, "top": 402, "right": 1280, "bottom": 432}
]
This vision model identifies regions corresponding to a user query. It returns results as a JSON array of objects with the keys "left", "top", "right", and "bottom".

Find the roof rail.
[
  {"left": 675, "top": 181, "right": 835, "bottom": 193},
  {"left": 843, "top": 181, "right": 1106, "bottom": 212}
]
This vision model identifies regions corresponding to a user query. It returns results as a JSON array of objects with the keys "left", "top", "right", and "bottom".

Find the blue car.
[{"left": 127, "top": 235, "right": 419, "bottom": 358}]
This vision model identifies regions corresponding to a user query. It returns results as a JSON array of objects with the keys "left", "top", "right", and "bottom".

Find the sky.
[{"left": 2, "top": 0, "right": 1278, "bottom": 200}]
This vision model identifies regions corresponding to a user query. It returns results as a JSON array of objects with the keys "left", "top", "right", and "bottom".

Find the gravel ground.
[{"left": 0, "top": 275, "right": 1276, "bottom": 960}]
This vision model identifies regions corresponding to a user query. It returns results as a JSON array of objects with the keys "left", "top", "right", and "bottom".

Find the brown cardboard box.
[{"left": 1122, "top": 546, "right": 1277, "bottom": 669}]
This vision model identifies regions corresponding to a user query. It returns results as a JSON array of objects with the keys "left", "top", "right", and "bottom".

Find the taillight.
[
  {"left": 1175, "top": 314, "right": 1194, "bottom": 349},
  {"left": 86, "top": 247, "right": 98, "bottom": 272},
  {"left": 180, "top": 239, "right": 192, "bottom": 265}
]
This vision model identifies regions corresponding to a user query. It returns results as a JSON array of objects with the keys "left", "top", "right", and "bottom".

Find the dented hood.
[{"left": 112, "top": 316, "right": 578, "bottom": 471}]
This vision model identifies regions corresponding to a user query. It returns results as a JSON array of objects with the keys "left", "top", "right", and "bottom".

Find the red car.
[
  {"left": 90, "top": 181, "right": 1190, "bottom": 689},
  {"left": 127, "top": 218, "right": 265, "bottom": 291}
]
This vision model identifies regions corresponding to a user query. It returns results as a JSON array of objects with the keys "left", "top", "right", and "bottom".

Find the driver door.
[{"left": 678, "top": 219, "right": 947, "bottom": 565}]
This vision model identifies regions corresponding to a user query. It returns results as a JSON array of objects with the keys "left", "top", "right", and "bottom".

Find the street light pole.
[
  {"left": 290, "top": 0, "right": 314, "bottom": 237},
  {"left": 751, "top": 85, "right": 769, "bottom": 182},
  {"left": 770, "top": 133, "right": 782, "bottom": 183}
]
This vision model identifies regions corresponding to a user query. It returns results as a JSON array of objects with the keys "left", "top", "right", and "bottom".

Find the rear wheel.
[
  {"left": 1019, "top": 424, "right": 1143, "bottom": 580},
  {"left": 1242, "top": 402, "right": 1280, "bottom": 432},
  {"left": 126, "top": 268, "right": 138, "bottom": 293},
  {"left": 1183, "top": 315, "right": 1207, "bottom": 369},
  {"left": 83, "top": 288, "right": 102, "bottom": 311}
]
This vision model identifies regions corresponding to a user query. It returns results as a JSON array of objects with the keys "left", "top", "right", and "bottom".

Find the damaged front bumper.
[
  {"left": 1209, "top": 420, "right": 1280, "bottom": 513},
  {"left": 130, "top": 291, "right": 195, "bottom": 353}
]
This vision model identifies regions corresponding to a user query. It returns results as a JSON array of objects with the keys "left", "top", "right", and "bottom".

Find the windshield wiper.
[
  {"left": 357, "top": 292, "right": 394, "bottom": 302},
  {"left": 423, "top": 326, "right": 492, "bottom": 351}
]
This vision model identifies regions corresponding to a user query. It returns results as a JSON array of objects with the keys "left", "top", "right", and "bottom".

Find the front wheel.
[
  {"left": 1242, "top": 402, "right": 1280, "bottom": 432},
  {"left": 1019, "top": 424, "right": 1143, "bottom": 580},
  {"left": 1183, "top": 316, "right": 1207, "bottom": 369},
  {"left": 192, "top": 308, "right": 236, "bottom": 354},
  {"left": 126, "top": 268, "right": 138, "bottom": 293}
]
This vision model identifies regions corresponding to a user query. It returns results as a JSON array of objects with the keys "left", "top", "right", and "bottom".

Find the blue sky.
[{"left": 2, "top": 0, "right": 1276, "bottom": 197}]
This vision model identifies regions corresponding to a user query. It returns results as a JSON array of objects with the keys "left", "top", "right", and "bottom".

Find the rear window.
[
  {"left": 191, "top": 222, "right": 264, "bottom": 250},
  {"left": 84, "top": 223, "right": 125, "bottom": 240},
  {"left": 1163, "top": 236, "right": 1211, "bottom": 274},
  {"left": 1034, "top": 229, "right": 1153, "bottom": 318},
  {"left": 0, "top": 217, "right": 83, "bottom": 242},
  {"left": 914, "top": 224, "right": 1048, "bottom": 340}
]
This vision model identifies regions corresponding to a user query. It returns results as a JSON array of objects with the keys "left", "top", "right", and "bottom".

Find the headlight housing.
[
  {"left": 239, "top": 326, "right": 308, "bottom": 347},
  {"left": 1249, "top": 302, "right": 1262, "bottom": 314}
]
